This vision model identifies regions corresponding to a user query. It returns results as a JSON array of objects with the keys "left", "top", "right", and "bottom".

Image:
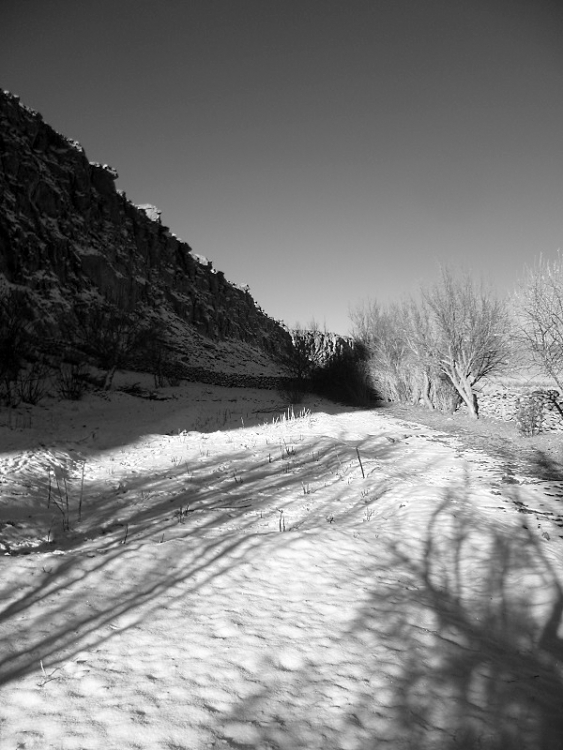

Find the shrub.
[
  {"left": 310, "top": 349, "right": 375, "bottom": 406},
  {"left": 515, "top": 392, "right": 545, "bottom": 436},
  {"left": 278, "top": 382, "right": 306, "bottom": 405},
  {"left": 0, "top": 287, "right": 39, "bottom": 406},
  {"left": 16, "top": 360, "right": 50, "bottom": 405},
  {"left": 61, "top": 302, "right": 168, "bottom": 390},
  {"left": 56, "top": 362, "right": 90, "bottom": 400}
]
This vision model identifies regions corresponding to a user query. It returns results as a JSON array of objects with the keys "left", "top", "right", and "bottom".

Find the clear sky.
[{"left": 2, "top": 0, "right": 563, "bottom": 335}]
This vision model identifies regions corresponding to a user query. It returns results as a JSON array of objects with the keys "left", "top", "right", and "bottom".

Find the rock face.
[
  {"left": 0, "top": 90, "right": 293, "bottom": 373},
  {"left": 289, "top": 329, "right": 355, "bottom": 366}
]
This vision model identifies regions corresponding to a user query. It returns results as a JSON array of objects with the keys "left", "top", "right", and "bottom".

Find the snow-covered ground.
[{"left": 1, "top": 379, "right": 563, "bottom": 749}]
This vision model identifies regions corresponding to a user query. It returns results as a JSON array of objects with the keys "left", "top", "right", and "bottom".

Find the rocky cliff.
[
  {"left": 289, "top": 329, "right": 356, "bottom": 365},
  {"left": 0, "top": 89, "right": 293, "bottom": 376}
]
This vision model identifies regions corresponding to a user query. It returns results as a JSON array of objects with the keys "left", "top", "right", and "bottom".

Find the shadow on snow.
[
  {"left": 0, "top": 398, "right": 562, "bottom": 748},
  {"left": 0, "top": 412, "right": 396, "bottom": 687},
  {"left": 217, "top": 481, "right": 563, "bottom": 750}
]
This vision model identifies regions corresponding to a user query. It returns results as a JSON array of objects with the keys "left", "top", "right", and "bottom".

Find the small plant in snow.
[
  {"left": 16, "top": 360, "right": 50, "bottom": 405},
  {"left": 283, "top": 441, "right": 295, "bottom": 457},
  {"left": 333, "top": 446, "right": 343, "bottom": 475},
  {"left": 48, "top": 467, "right": 71, "bottom": 532},
  {"left": 45, "top": 457, "right": 87, "bottom": 531},
  {"left": 78, "top": 461, "right": 85, "bottom": 521},
  {"left": 56, "top": 361, "right": 89, "bottom": 400}
]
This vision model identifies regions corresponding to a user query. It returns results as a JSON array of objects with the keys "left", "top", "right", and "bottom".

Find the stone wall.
[
  {"left": 472, "top": 387, "right": 563, "bottom": 433},
  {"left": 167, "top": 365, "right": 299, "bottom": 392}
]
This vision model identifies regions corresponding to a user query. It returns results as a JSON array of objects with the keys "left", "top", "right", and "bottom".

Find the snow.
[{"left": 1, "top": 379, "right": 563, "bottom": 749}]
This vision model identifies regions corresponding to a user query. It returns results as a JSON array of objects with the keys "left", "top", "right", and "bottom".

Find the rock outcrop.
[
  {"left": 0, "top": 90, "right": 293, "bottom": 375},
  {"left": 289, "top": 329, "right": 356, "bottom": 366}
]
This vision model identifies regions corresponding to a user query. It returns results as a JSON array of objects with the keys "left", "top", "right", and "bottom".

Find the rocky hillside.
[{"left": 0, "top": 89, "right": 293, "bottom": 377}]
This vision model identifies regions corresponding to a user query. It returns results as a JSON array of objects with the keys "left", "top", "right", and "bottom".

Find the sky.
[{"left": 2, "top": 0, "right": 563, "bottom": 336}]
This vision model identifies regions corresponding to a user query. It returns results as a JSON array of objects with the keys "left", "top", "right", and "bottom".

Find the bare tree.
[
  {"left": 417, "top": 268, "right": 511, "bottom": 418},
  {"left": 402, "top": 299, "right": 458, "bottom": 412},
  {"left": 68, "top": 302, "right": 152, "bottom": 390},
  {"left": 349, "top": 272, "right": 511, "bottom": 417},
  {"left": 349, "top": 300, "right": 381, "bottom": 351},
  {"left": 350, "top": 300, "right": 420, "bottom": 404},
  {"left": 514, "top": 253, "right": 563, "bottom": 392}
]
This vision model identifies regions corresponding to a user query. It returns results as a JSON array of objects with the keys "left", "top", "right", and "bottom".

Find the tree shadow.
[
  {"left": 216, "top": 479, "right": 563, "bottom": 749},
  {"left": 0, "top": 402, "right": 404, "bottom": 555},
  {"left": 382, "top": 400, "right": 563, "bottom": 486},
  {"left": 0, "top": 417, "right": 402, "bottom": 690},
  {"left": 4, "top": 395, "right": 562, "bottom": 748},
  {"left": 387, "top": 487, "right": 563, "bottom": 749},
  {"left": 527, "top": 449, "right": 563, "bottom": 482}
]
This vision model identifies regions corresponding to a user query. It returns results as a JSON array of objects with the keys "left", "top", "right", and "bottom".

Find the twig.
[
  {"left": 53, "top": 471, "right": 70, "bottom": 531},
  {"left": 62, "top": 472, "right": 70, "bottom": 522},
  {"left": 54, "top": 473, "right": 67, "bottom": 526},
  {"left": 78, "top": 461, "right": 85, "bottom": 521},
  {"left": 39, "top": 659, "right": 60, "bottom": 686},
  {"left": 333, "top": 445, "right": 342, "bottom": 473},
  {"left": 356, "top": 447, "right": 365, "bottom": 478}
]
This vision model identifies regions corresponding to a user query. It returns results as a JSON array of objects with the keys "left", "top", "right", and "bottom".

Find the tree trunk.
[
  {"left": 459, "top": 389, "right": 478, "bottom": 417},
  {"left": 421, "top": 370, "right": 434, "bottom": 410},
  {"left": 446, "top": 368, "right": 479, "bottom": 418},
  {"left": 103, "top": 365, "right": 117, "bottom": 391}
]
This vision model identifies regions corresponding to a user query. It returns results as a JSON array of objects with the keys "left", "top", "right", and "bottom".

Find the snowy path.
[{"left": 1, "top": 385, "right": 563, "bottom": 749}]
